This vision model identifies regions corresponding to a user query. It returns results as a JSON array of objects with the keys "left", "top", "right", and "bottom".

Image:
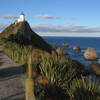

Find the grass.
[
  {"left": 0, "top": 62, "right": 4, "bottom": 66},
  {"left": 1, "top": 39, "right": 100, "bottom": 100},
  {"left": 68, "top": 77, "right": 100, "bottom": 100}
]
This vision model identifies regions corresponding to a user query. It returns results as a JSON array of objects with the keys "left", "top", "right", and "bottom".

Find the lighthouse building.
[{"left": 17, "top": 13, "right": 25, "bottom": 22}]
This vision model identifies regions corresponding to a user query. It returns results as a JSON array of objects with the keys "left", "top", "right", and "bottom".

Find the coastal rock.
[
  {"left": 91, "top": 63, "right": 100, "bottom": 75},
  {"left": 62, "top": 43, "right": 70, "bottom": 48},
  {"left": 84, "top": 48, "right": 98, "bottom": 60},
  {"left": 52, "top": 43, "right": 58, "bottom": 49},
  {"left": 56, "top": 48, "right": 68, "bottom": 56},
  {"left": 73, "top": 46, "right": 81, "bottom": 52}
]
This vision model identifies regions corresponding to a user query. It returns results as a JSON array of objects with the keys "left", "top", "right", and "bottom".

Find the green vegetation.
[
  {"left": 0, "top": 21, "right": 53, "bottom": 53},
  {"left": 68, "top": 77, "right": 100, "bottom": 100},
  {"left": 39, "top": 56, "right": 84, "bottom": 86},
  {"left": 1, "top": 23, "right": 100, "bottom": 99},
  {"left": 2, "top": 39, "right": 100, "bottom": 100},
  {"left": 34, "top": 56, "right": 84, "bottom": 100},
  {"left": 34, "top": 55, "right": 100, "bottom": 100},
  {"left": 3, "top": 42, "right": 32, "bottom": 64},
  {"left": 0, "top": 62, "right": 3, "bottom": 66}
]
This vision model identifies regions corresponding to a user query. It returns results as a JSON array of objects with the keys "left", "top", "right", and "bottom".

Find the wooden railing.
[{"left": 25, "top": 54, "right": 36, "bottom": 100}]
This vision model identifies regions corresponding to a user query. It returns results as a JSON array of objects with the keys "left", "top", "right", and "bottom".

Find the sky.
[{"left": 0, "top": 0, "right": 100, "bottom": 37}]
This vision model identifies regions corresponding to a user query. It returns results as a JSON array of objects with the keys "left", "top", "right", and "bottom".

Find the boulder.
[
  {"left": 84, "top": 48, "right": 98, "bottom": 60},
  {"left": 52, "top": 43, "right": 58, "bottom": 49},
  {"left": 73, "top": 46, "right": 81, "bottom": 52},
  {"left": 56, "top": 48, "right": 68, "bottom": 56},
  {"left": 62, "top": 43, "right": 70, "bottom": 48},
  {"left": 91, "top": 63, "right": 100, "bottom": 75}
]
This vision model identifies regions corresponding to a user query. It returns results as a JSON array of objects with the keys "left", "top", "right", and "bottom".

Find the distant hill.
[{"left": 0, "top": 21, "right": 53, "bottom": 53}]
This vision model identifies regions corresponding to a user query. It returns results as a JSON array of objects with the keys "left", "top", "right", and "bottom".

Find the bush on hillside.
[
  {"left": 34, "top": 55, "right": 85, "bottom": 100},
  {"left": 68, "top": 77, "right": 100, "bottom": 100}
]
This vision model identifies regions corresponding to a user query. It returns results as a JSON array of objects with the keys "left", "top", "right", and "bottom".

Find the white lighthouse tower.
[{"left": 17, "top": 13, "right": 25, "bottom": 22}]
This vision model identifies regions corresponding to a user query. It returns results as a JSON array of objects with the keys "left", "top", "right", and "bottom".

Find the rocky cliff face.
[{"left": 0, "top": 21, "right": 53, "bottom": 53}]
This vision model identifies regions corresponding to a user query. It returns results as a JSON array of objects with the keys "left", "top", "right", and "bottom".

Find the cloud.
[
  {"left": 34, "top": 14, "right": 59, "bottom": 19},
  {"left": 32, "top": 24, "right": 100, "bottom": 33},
  {"left": 0, "top": 15, "right": 18, "bottom": 19},
  {"left": 0, "top": 23, "right": 100, "bottom": 34}
]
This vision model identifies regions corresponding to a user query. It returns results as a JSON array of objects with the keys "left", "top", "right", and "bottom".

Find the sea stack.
[
  {"left": 73, "top": 46, "right": 81, "bottom": 52},
  {"left": 84, "top": 48, "right": 98, "bottom": 60}
]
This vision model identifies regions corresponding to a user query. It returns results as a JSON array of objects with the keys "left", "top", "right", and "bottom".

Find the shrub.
[
  {"left": 68, "top": 76, "right": 100, "bottom": 100},
  {"left": 39, "top": 55, "right": 85, "bottom": 87},
  {"left": 34, "top": 55, "right": 85, "bottom": 99},
  {"left": 34, "top": 80, "right": 69, "bottom": 100}
]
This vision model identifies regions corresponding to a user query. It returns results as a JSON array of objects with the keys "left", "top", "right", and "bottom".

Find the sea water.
[{"left": 43, "top": 36, "right": 100, "bottom": 69}]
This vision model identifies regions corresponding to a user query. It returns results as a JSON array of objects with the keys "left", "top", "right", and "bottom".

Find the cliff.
[{"left": 0, "top": 21, "right": 53, "bottom": 53}]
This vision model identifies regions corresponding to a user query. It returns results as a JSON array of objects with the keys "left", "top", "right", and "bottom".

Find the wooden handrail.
[{"left": 25, "top": 54, "right": 36, "bottom": 100}]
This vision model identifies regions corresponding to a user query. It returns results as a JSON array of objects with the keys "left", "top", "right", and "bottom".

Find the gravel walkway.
[{"left": 0, "top": 53, "right": 25, "bottom": 100}]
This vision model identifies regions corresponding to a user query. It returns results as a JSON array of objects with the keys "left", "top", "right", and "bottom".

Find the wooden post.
[
  {"left": 25, "top": 78, "right": 36, "bottom": 100},
  {"left": 28, "top": 55, "right": 33, "bottom": 78},
  {"left": 25, "top": 54, "right": 36, "bottom": 100}
]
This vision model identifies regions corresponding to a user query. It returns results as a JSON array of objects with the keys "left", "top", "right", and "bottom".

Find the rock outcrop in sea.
[
  {"left": 84, "top": 48, "right": 98, "bottom": 60},
  {"left": 73, "top": 46, "right": 81, "bottom": 52},
  {"left": 62, "top": 43, "right": 70, "bottom": 48},
  {"left": 56, "top": 48, "right": 68, "bottom": 56}
]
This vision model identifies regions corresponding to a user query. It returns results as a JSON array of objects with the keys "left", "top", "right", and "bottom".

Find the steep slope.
[{"left": 0, "top": 21, "right": 53, "bottom": 53}]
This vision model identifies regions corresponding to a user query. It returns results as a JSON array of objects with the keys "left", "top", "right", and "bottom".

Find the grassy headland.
[{"left": 0, "top": 21, "right": 100, "bottom": 100}]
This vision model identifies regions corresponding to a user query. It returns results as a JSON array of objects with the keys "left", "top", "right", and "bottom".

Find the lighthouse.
[{"left": 17, "top": 13, "right": 25, "bottom": 22}]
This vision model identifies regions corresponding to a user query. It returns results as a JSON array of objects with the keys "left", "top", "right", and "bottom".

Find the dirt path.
[{"left": 0, "top": 53, "right": 25, "bottom": 100}]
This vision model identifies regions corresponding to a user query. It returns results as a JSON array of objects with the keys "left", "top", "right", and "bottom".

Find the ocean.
[{"left": 43, "top": 36, "right": 100, "bottom": 69}]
